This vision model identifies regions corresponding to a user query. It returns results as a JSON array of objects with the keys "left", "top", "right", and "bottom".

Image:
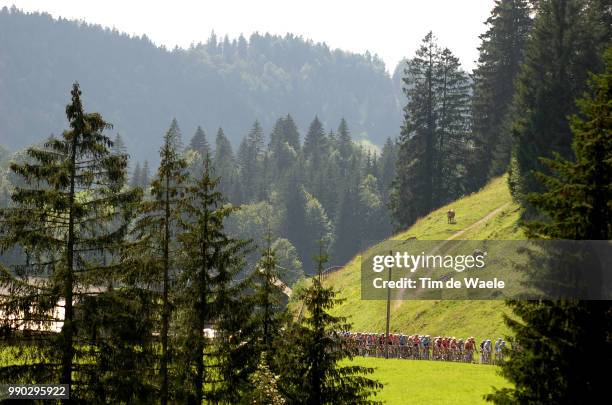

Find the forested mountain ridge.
[{"left": 0, "top": 6, "right": 401, "bottom": 162}]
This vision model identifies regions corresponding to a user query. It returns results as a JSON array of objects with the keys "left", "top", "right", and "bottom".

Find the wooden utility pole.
[{"left": 385, "top": 250, "right": 392, "bottom": 359}]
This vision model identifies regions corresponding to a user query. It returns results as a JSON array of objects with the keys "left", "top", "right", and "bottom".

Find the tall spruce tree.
[
  {"left": 378, "top": 137, "right": 397, "bottom": 207},
  {"left": 280, "top": 165, "right": 310, "bottom": 272},
  {"left": 208, "top": 239, "right": 256, "bottom": 403},
  {"left": 238, "top": 120, "right": 265, "bottom": 202},
  {"left": 488, "top": 49, "right": 612, "bottom": 403},
  {"left": 336, "top": 118, "right": 353, "bottom": 176},
  {"left": 213, "top": 127, "right": 238, "bottom": 201},
  {"left": 391, "top": 33, "right": 472, "bottom": 228},
  {"left": 185, "top": 127, "right": 210, "bottom": 179},
  {"left": 269, "top": 117, "right": 290, "bottom": 174},
  {"left": 173, "top": 156, "right": 251, "bottom": 404},
  {"left": 269, "top": 115, "right": 300, "bottom": 179},
  {"left": 303, "top": 117, "right": 335, "bottom": 214},
  {"left": 392, "top": 32, "right": 439, "bottom": 228},
  {"left": 278, "top": 246, "right": 382, "bottom": 404},
  {"left": 188, "top": 125, "right": 210, "bottom": 157},
  {"left": 470, "top": 0, "right": 533, "bottom": 187},
  {"left": 141, "top": 160, "right": 150, "bottom": 188},
  {"left": 333, "top": 181, "right": 361, "bottom": 265},
  {"left": 282, "top": 114, "right": 301, "bottom": 152},
  {"left": 508, "top": 0, "right": 610, "bottom": 206},
  {"left": 130, "top": 119, "right": 188, "bottom": 404},
  {"left": 269, "top": 114, "right": 300, "bottom": 154},
  {"left": 0, "top": 83, "right": 141, "bottom": 398},
  {"left": 131, "top": 161, "right": 142, "bottom": 188},
  {"left": 251, "top": 231, "right": 290, "bottom": 358},
  {"left": 302, "top": 116, "right": 328, "bottom": 169},
  {"left": 434, "top": 48, "right": 472, "bottom": 200},
  {"left": 112, "top": 133, "right": 127, "bottom": 155}
]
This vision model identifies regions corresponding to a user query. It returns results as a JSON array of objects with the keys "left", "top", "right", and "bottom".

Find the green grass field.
[
  {"left": 350, "top": 357, "right": 510, "bottom": 405},
  {"left": 312, "top": 176, "right": 525, "bottom": 340}
]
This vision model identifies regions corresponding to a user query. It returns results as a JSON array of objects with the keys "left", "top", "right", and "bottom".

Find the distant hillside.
[
  {"left": 317, "top": 176, "right": 525, "bottom": 340},
  {"left": 0, "top": 6, "right": 401, "bottom": 162}
]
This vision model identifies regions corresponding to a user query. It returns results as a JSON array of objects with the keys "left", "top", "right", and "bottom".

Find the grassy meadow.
[{"left": 351, "top": 357, "right": 510, "bottom": 405}]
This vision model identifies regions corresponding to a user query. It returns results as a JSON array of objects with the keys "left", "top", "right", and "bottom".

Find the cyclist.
[
  {"left": 464, "top": 337, "right": 476, "bottom": 363},
  {"left": 482, "top": 339, "right": 492, "bottom": 364},
  {"left": 494, "top": 338, "right": 502, "bottom": 363},
  {"left": 421, "top": 335, "right": 431, "bottom": 360}
]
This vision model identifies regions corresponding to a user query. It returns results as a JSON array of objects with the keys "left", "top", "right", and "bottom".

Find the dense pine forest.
[
  {"left": 0, "top": 6, "right": 399, "bottom": 163},
  {"left": 0, "top": 0, "right": 611, "bottom": 403}
]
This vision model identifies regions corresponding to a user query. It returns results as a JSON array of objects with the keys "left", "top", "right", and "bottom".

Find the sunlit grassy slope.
[
  {"left": 350, "top": 357, "right": 510, "bottom": 405},
  {"left": 322, "top": 176, "right": 524, "bottom": 341}
]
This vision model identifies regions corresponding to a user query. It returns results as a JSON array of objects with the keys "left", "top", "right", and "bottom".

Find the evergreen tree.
[
  {"left": 470, "top": 0, "right": 533, "bottom": 187},
  {"left": 166, "top": 117, "right": 183, "bottom": 151},
  {"left": 358, "top": 174, "right": 391, "bottom": 246},
  {"left": 188, "top": 125, "right": 210, "bottom": 157},
  {"left": 269, "top": 114, "right": 300, "bottom": 154},
  {"left": 525, "top": 49, "right": 612, "bottom": 240},
  {"left": 251, "top": 231, "right": 290, "bottom": 358},
  {"left": 487, "top": 48, "right": 612, "bottom": 405},
  {"left": 302, "top": 116, "right": 328, "bottom": 169},
  {"left": 363, "top": 150, "right": 379, "bottom": 179},
  {"left": 141, "top": 160, "right": 150, "bottom": 188},
  {"left": 334, "top": 160, "right": 391, "bottom": 265},
  {"left": 378, "top": 137, "right": 397, "bottom": 207},
  {"left": 508, "top": 0, "right": 610, "bottom": 205},
  {"left": 247, "top": 353, "right": 287, "bottom": 405},
  {"left": 270, "top": 117, "right": 287, "bottom": 151},
  {"left": 391, "top": 33, "right": 472, "bottom": 228},
  {"left": 238, "top": 120, "right": 265, "bottom": 202},
  {"left": 280, "top": 165, "right": 310, "bottom": 272},
  {"left": 0, "top": 83, "right": 141, "bottom": 399},
  {"left": 130, "top": 119, "right": 188, "bottom": 404},
  {"left": 282, "top": 114, "right": 301, "bottom": 152},
  {"left": 278, "top": 246, "right": 382, "bottom": 404},
  {"left": 131, "top": 161, "right": 142, "bottom": 188},
  {"left": 209, "top": 243, "right": 256, "bottom": 404},
  {"left": 392, "top": 32, "right": 440, "bottom": 229},
  {"left": 303, "top": 190, "right": 334, "bottom": 274},
  {"left": 435, "top": 47, "right": 472, "bottom": 200},
  {"left": 207, "top": 30, "right": 219, "bottom": 55},
  {"left": 336, "top": 118, "right": 353, "bottom": 175},
  {"left": 303, "top": 117, "right": 335, "bottom": 214},
  {"left": 269, "top": 116, "right": 300, "bottom": 178},
  {"left": 173, "top": 157, "right": 251, "bottom": 404},
  {"left": 213, "top": 127, "right": 238, "bottom": 201},
  {"left": 333, "top": 181, "right": 361, "bottom": 265},
  {"left": 113, "top": 133, "right": 128, "bottom": 155}
]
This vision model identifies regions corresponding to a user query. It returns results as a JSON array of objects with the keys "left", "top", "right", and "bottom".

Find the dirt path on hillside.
[
  {"left": 445, "top": 202, "right": 511, "bottom": 242},
  {"left": 392, "top": 202, "right": 511, "bottom": 307}
]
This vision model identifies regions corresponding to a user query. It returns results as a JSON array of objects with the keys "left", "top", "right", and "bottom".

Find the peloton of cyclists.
[{"left": 337, "top": 332, "right": 507, "bottom": 364}]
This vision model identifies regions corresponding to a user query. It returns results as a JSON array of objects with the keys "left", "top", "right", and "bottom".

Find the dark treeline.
[
  {"left": 0, "top": 84, "right": 382, "bottom": 404},
  {"left": 0, "top": 6, "right": 400, "bottom": 164}
]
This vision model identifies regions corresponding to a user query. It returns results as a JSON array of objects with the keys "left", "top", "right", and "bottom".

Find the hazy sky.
[{"left": 2, "top": 0, "right": 495, "bottom": 73}]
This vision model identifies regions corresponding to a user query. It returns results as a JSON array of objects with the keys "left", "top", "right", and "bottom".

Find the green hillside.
[{"left": 323, "top": 176, "right": 524, "bottom": 341}]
